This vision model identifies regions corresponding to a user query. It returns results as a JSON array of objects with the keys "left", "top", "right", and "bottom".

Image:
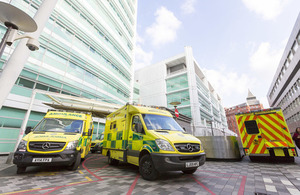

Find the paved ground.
[{"left": 1, "top": 154, "right": 300, "bottom": 195}]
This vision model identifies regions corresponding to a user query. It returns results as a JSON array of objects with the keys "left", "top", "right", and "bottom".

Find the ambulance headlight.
[
  {"left": 17, "top": 140, "right": 27, "bottom": 151},
  {"left": 155, "top": 139, "right": 174, "bottom": 151},
  {"left": 199, "top": 140, "right": 204, "bottom": 151},
  {"left": 65, "top": 140, "right": 78, "bottom": 150}
]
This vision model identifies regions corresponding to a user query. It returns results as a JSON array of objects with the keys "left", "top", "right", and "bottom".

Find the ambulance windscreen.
[
  {"left": 142, "top": 114, "right": 184, "bottom": 132},
  {"left": 34, "top": 118, "right": 83, "bottom": 134}
]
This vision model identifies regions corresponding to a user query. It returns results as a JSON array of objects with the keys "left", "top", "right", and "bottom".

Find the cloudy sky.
[{"left": 135, "top": 0, "right": 300, "bottom": 108}]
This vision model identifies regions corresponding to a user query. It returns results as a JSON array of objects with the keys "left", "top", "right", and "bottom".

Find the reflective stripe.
[{"left": 236, "top": 109, "right": 296, "bottom": 155}]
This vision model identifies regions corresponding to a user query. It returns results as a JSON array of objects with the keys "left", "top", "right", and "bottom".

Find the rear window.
[{"left": 244, "top": 120, "right": 259, "bottom": 134}]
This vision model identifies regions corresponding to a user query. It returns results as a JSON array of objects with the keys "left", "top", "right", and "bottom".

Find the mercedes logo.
[
  {"left": 42, "top": 142, "right": 51, "bottom": 150},
  {"left": 186, "top": 143, "right": 193, "bottom": 152}
]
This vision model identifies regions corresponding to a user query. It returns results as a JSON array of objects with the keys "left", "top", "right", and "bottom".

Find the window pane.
[
  {"left": 245, "top": 120, "right": 259, "bottom": 134},
  {"left": 35, "top": 83, "right": 48, "bottom": 91},
  {"left": 18, "top": 78, "right": 35, "bottom": 89}
]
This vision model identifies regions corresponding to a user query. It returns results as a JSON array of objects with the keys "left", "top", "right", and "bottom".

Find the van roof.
[
  {"left": 235, "top": 107, "right": 281, "bottom": 116},
  {"left": 107, "top": 104, "right": 172, "bottom": 118}
]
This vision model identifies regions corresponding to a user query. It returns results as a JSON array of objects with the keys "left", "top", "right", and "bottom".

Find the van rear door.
[
  {"left": 256, "top": 112, "right": 292, "bottom": 156},
  {"left": 243, "top": 115, "right": 266, "bottom": 155}
]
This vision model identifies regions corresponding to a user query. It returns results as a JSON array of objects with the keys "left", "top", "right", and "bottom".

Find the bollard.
[{"left": 6, "top": 152, "right": 14, "bottom": 164}]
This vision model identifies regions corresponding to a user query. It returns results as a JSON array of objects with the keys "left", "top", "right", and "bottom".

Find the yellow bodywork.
[
  {"left": 22, "top": 111, "right": 94, "bottom": 159},
  {"left": 102, "top": 104, "right": 204, "bottom": 166},
  {"left": 235, "top": 108, "right": 297, "bottom": 158}
]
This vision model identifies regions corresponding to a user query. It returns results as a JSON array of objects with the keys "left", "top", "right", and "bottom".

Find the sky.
[{"left": 134, "top": 0, "right": 300, "bottom": 108}]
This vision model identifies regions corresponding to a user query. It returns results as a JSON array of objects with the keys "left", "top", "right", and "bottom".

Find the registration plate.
[
  {"left": 32, "top": 158, "right": 52, "bottom": 163},
  {"left": 186, "top": 161, "right": 199, "bottom": 168}
]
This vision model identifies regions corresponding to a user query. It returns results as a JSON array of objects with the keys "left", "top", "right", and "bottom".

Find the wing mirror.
[
  {"left": 25, "top": 127, "right": 32, "bottom": 134},
  {"left": 84, "top": 128, "right": 93, "bottom": 136}
]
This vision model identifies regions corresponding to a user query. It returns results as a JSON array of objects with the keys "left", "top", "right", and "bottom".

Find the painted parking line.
[
  {"left": 1, "top": 188, "right": 42, "bottom": 195},
  {"left": 126, "top": 174, "right": 140, "bottom": 195},
  {"left": 197, "top": 169, "right": 247, "bottom": 195},
  {"left": 190, "top": 176, "right": 216, "bottom": 195},
  {"left": 0, "top": 155, "right": 248, "bottom": 195}
]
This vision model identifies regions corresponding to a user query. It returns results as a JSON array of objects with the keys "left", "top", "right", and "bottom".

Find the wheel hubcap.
[{"left": 142, "top": 160, "right": 152, "bottom": 175}]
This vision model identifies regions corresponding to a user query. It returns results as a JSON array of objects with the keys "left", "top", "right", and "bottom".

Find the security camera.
[
  {"left": 6, "top": 29, "right": 18, "bottom": 46},
  {"left": 26, "top": 38, "right": 39, "bottom": 51}
]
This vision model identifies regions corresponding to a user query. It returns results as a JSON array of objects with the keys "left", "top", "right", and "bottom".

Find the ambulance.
[
  {"left": 235, "top": 108, "right": 297, "bottom": 161},
  {"left": 102, "top": 104, "right": 206, "bottom": 180},
  {"left": 90, "top": 133, "right": 104, "bottom": 153},
  {"left": 13, "top": 110, "right": 94, "bottom": 174}
]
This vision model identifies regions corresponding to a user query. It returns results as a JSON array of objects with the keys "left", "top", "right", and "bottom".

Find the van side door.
[{"left": 127, "top": 114, "right": 145, "bottom": 165}]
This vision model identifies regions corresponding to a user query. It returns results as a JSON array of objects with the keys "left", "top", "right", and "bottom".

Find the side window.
[
  {"left": 90, "top": 122, "right": 93, "bottom": 135},
  {"left": 132, "top": 115, "right": 144, "bottom": 134},
  {"left": 244, "top": 120, "right": 259, "bottom": 134},
  {"left": 110, "top": 121, "right": 117, "bottom": 130},
  {"left": 99, "top": 134, "right": 104, "bottom": 140}
]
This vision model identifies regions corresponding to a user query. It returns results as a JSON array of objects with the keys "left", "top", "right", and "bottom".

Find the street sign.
[{"left": 175, "top": 108, "right": 179, "bottom": 118}]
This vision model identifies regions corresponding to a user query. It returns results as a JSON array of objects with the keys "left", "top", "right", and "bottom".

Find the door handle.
[{"left": 129, "top": 136, "right": 132, "bottom": 138}]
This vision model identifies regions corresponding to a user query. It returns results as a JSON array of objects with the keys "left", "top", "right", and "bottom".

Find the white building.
[
  {"left": 0, "top": 0, "right": 137, "bottom": 153},
  {"left": 267, "top": 13, "right": 300, "bottom": 132},
  {"left": 135, "top": 47, "right": 229, "bottom": 136}
]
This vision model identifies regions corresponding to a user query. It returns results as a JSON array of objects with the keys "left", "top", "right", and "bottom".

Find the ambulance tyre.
[
  {"left": 108, "top": 152, "right": 119, "bottom": 165},
  {"left": 16, "top": 166, "right": 26, "bottom": 174},
  {"left": 182, "top": 168, "right": 197, "bottom": 174},
  {"left": 139, "top": 154, "right": 159, "bottom": 181},
  {"left": 67, "top": 153, "right": 81, "bottom": 171}
]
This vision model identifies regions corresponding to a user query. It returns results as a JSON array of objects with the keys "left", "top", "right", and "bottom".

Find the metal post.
[
  {"left": 13, "top": 90, "right": 37, "bottom": 152},
  {"left": 0, "top": 26, "right": 12, "bottom": 58},
  {"left": 97, "top": 120, "right": 100, "bottom": 138},
  {"left": 0, "top": 0, "right": 58, "bottom": 109}
]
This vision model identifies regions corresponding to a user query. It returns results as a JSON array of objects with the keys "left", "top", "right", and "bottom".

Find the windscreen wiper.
[{"left": 155, "top": 129, "right": 170, "bottom": 131}]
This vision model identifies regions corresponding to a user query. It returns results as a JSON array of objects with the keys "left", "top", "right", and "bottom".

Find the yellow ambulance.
[
  {"left": 102, "top": 104, "right": 206, "bottom": 180},
  {"left": 90, "top": 133, "right": 104, "bottom": 153},
  {"left": 235, "top": 108, "right": 297, "bottom": 161},
  {"left": 13, "top": 110, "right": 94, "bottom": 174}
]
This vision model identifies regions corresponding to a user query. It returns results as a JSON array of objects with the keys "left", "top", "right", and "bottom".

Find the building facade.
[
  {"left": 225, "top": 90, "right": 264, "bottom": 136},
  {"left": 135, "top": 47, "right": 230, "bottom": 136},
  {"left": 267, "top": 13, "right": 300, "bottom": 132},
  {"left": 0, "top": 0, "right": 137, "bottom": 153}
]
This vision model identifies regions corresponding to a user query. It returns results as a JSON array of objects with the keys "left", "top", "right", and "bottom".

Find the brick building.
[{"left": 225, "top": 90, "right": 264, "bottom": 136}]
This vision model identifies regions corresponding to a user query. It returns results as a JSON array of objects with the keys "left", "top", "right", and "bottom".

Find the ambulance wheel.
[
  {"left": 16, "top": 166, "right": 26, "bottom": 174},
  {"left": 67, "top": 153, "right": 81, "bottom": 171},
  {"left": 108, "top": 152, "right": 119, "bottom": 165},
  {"left": 182, "top": 168, "right": 197, "bottom": 174},
  {"left": 249, "top": 156, "right": 259, "bottom": 162},
  {"left": 139, "top": 154, "right": 159, "bottom": 181}
]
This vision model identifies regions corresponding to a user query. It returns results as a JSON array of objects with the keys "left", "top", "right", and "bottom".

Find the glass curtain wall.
[{"left": 0, "top": 0, "right": 137, "bottom": 153}]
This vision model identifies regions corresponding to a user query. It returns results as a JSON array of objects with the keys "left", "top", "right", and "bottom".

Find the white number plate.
[
  {"left": 32, "top": 158, "right": 52, "bottom": 163},
  {"left": 186, "top": 161, "right": 199, "bottom": 168}
]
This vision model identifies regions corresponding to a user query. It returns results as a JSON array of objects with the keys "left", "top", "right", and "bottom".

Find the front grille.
[
  {"left": 29, "top": 142, "right": 66, "bottom": 151},
  {"left": 174, "top": 143, "right": 200, "bottom": 153},
  {"left": 179, "top": 156, "right": 200, "bottom": 161}
]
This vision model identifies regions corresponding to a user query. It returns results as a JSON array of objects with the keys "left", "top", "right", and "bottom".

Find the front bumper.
[
  {"left": 13, "top": 150, "right": 80, "bottom": 167},
  {"left": 151, "top": 152, "right": 206, "bottom": 172},
  {"left": 90, "top": 145, "right": 101, "bottom": 151}
]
